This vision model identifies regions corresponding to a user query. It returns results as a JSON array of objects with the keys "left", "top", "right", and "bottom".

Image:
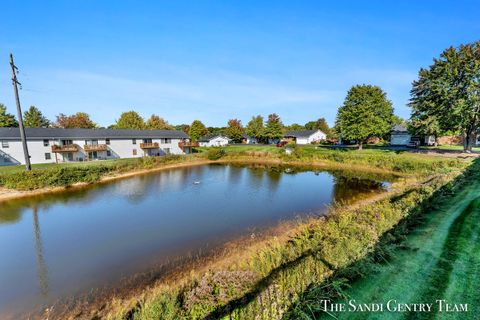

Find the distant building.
[
  {"left": 198, "top": 134, "right": 230, "bottom": 147},
  {"left": 241, "top": 134, "right": 258, "bottom": 144},
  {"left": 390, "top": 124, "right": 411, "bottom": 145},
  {"left": 390, "top": 124, "right": 435, "bottom": 146},
  {"left": 0, "top": 127, "right": 189, "bottom": 165},
  {"left": 284, "top": 129, "right": 326, "bottom": 144}
]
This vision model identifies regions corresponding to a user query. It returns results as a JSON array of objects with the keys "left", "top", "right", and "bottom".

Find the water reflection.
[
  {"left": 0, "top": 164, "right": 395, "bottom": 317},
  {"left": 32, "top": 207, "right": 49, "bottom": 297}
]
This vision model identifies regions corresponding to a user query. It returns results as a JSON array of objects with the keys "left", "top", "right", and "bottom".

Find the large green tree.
[
  {"left": 410, "top": 41, "right": 480, "bottom": 152},
  {"left": 263, "top": 113, "right": 284, "bottom": 141},
  {"left": 285, "top": 123, "right": 305, "bottom": 131},
  {"left": 146, "top": 114, "right": 173, "bottom": 130},
  {"left": 189, "top": 120, "right": 208, "bottom": 141},
  {"left": 0, "top": 104, "right": 18, "bottom": 127},
  {"left": 245, "top": 115, "right": 264, "bottom": 142},
  {"left": 55, "top": 112, "right": 97, "bottom": 129},
  {"left": 335, "top": 85, "right": 394, "bottom": 149},
  {"left": 224, "top": 119, "right": 244, "bottom": 142},
  {"left": 114, "top": 111, "right": 145, "bottom": 129},
  {"left": 23, "top": 106, "right": 50, "bottom": 128}
]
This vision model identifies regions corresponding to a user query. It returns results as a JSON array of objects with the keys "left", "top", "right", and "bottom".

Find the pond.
[{"left": 0, "top": 163, "right": 395, "bottom": 318}]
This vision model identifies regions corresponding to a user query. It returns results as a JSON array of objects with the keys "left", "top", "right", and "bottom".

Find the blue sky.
[{"left": 0, "top": 1, "right": 478, "bottom": 127}]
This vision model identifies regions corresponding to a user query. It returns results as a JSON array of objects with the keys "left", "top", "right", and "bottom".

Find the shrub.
[{"left": 206, "top": 148, "right": 226, "bottom": 160}]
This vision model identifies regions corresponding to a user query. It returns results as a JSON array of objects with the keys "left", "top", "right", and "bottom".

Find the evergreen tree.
[
  {"left": 263, "top": 113, "right": 284, "bottom": 141},
  {"left": 23, "top": 106, "right": 50, "bottom": 128},
  {"left": 0, "top": 104, "right": 18, "bottom": 127}
]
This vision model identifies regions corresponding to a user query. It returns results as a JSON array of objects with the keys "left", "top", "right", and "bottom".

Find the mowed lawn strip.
[{"left": 317, "top": 176, "right": 480, "bottom": 320}]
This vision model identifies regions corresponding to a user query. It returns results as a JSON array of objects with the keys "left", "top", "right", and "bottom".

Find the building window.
[
  {"left": 43, "top": 139, "right": 49, "bottom": 146},
  {"left": 107, "top": 150, "right": 111, "bottom": 157},
  {"left": 1, "top": 141, "right": 8, "bottom": 148},
  {"left": 132, "top": 139, "right": 136, "bottom": 145},
  {"left": 106, "top": 138, "right": 110, "bottom": 145},
  {"left": 161, "top": 138, "right": 172, "bottom": 144},
  {"left": 133, "top": 149, "right": 137, "bottom": 155},
  {"left": 163, "top": 148, "right": 171, "bottom": 155},
  {"left": 45, "top": 153, "right": 51, "bottom": 160}
]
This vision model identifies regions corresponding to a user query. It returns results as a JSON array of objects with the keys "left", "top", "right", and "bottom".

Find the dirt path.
[{"left": 316, "top": 174, "right": 480, "bottom": 319}]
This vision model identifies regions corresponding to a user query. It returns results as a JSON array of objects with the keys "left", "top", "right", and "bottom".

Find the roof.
[
  {"left": 391, "top": 124, "right": 408, "bottom": 133},
  {"left": 198, "top": 134, "right": 230, "bottom": 142},
  {"left": 284, "top": 129, "right": 322, "bottom": 138},
  {"left": 0, "top": 127, "right": 188, "bottom": 140}
]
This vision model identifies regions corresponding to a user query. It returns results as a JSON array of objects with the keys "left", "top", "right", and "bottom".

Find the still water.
[{"left": 0, "top": 164, "right": 393, "bottom": 317}]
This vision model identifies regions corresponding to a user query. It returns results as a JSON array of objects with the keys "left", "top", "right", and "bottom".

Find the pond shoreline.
[
  {"left": 0, "top": 157, "right": 405, "bottom": 204},
  {"left": 33, "top": 174, "right": 413, "bottom": 320}
]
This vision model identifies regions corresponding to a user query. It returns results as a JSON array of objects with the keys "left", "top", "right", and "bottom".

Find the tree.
[
  {"left": 189, "top": 120, "right": 208, "bottom": 141},
  {"left": 245, "top": 115, "right": 264, "bottom": 142},
  {"left": 114, "top": 111, "right": 145, "bottom": 129},
  {"left": 225, "top": 119, "right": 244, "bottom": 142},
  {"left": 409, "top": 114, "right": 442, "bottom": 147},
  {"left": 207, "top": 127, "right": 226, "bottom": 135},
  {"left": 146, "top": 114, "right": 173, "bottom": 130},
  {"left": 263, "top": 113, "right": 284, "bottom": 141},
  {"left": 285, "top": 123, "right": 305, "bottom": 131},
  {"left": 305, "top": 117, "right": 331, "bottom": 136},
  {"left": 55, "top": 112, "right": 96, "bottom": 129},
  {"left": 175, "top": 124, "right": 190, "bottom": 134},
  {"left": 23, "top": 106, "right": 50, "bottom": 128},
  {"left": 0, "top": 104, "right": 18, "bottom": 127},
  {"left": 335, "top": 85, "right": 394, "bottom": 150},
  {"left": 409, "top": 41, "right": 480, "bottom": 152}
]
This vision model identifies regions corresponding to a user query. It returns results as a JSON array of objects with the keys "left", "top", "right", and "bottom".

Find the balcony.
[
  {"left": 84, "top": 144, "right": 108, "bottom": 152},
  {"left": 140, "top": 142, "right": 159, "bottom": 149},
  {"left": 51, "top": 144, "right": 78, "bottom": 152},
  {"left": 178, "top": 141, "right": 199, "bottom": 148}
]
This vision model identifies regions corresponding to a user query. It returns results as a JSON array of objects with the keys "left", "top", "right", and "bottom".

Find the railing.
[
  {"left": 140, "top": 142, "right": 159, "bottom": 149},
  {"left": 84, "top": 144, "right": 108, "bottom": 151},
  {"left": 178, "top": 141, "right": 199, "bottom": 148},
  {"left": 51, "top": 144, "right": 78, "bottom": 152}
]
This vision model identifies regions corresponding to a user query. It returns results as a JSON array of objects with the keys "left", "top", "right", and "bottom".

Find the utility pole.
[{"left": 9, "top": 53, "right": 31, "bottom": 170}]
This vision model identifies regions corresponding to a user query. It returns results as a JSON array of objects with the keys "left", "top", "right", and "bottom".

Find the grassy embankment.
[
  {"left": 79, "top": 148, "right": 470, "bottom": 320},
  {"left": 0, "top": 146, "right": 464, "bottom": 191},
  {"left": 287, "top": 159, "right": 480, "bottom": 319}
]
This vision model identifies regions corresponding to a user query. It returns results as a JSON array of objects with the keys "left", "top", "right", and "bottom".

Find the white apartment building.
[{"left": 0, "top": 127, "right": 192, "bottom": 165}]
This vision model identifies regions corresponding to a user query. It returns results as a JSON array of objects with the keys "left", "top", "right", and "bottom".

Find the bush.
[{"left": 206, "top": 148, "right": 226, "bottom": 160}]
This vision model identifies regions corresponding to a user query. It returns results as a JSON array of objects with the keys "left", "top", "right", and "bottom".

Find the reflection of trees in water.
[
  {"left": 32, "top": 207, "right": 49, "bottom": 297},
  {"left": 330, "top": 173, "right": 386, "bottom": 204}
]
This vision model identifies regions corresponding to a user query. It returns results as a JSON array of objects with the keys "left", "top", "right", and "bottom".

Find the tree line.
[{"left": 0, "top": 105, "right": 333, "bottom": 143}]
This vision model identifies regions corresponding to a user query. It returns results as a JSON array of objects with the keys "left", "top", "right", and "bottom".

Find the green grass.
[
  {"left": 420, "top": 144, "right": 480, "bottom": 151},
  {"left": 112, "top": 156, "right": 469, "bottom": 320},
  {"left": 286, "top": 160, "right": 480, "bottom": 320}
]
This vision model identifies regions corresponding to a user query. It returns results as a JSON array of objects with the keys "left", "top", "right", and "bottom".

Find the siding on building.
[{"left": 0, "top": 128, "right": 188, "bottom": 165}]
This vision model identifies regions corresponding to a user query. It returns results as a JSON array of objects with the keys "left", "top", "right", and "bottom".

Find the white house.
[
  {"left": 0, "top": 127, "right": 190, "bottom": 165},
  {"left": 284, "top": 129, "right": 326, "bottom": 144},
  {"left": 198, "top": 135, "right": 230, "bottom": 147}
]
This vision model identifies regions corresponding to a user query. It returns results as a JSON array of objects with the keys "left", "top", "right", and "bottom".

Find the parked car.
[{"left": 276, "top": 141, "right": 288, "bottom": 147}]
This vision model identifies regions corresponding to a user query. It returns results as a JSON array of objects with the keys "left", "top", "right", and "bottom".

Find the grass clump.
[{"left": 206, "top": 147, "right": 226, "bottom": 160}]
